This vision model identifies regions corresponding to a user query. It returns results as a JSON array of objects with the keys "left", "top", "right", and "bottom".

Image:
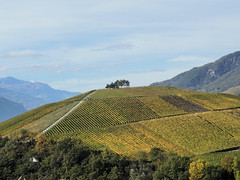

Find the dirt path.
[{"left": 42, "top": 90, "right": 96, "bottom": 133}]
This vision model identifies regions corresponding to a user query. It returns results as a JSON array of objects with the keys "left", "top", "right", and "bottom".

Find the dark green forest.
[{"left": 0, "top": 131, "right": 239, "bottom": 180}]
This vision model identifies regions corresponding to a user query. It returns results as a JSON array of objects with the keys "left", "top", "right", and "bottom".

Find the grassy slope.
[
  {"left": 224, "top": 85, "right": 240, "bottom": 95},
  {"left": 90, "top": 86, "right": 196, "bottom": 99},
  {"left": 0, "top": 91, "right": 93, "bottom": 136},
  {"left": 47, "top": 109, "right": 240, "bottom": 157},
  {"left": 193, "top": 151, "right": 240, "bottom": 166},
  {"left": 45, "top": 86, "right": 240, "bottom": 157},
  {"left": 2, "top": 86, "right": 240, "bottom": 157}
]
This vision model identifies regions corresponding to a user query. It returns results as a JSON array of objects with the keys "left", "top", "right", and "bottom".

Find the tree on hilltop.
[{"left": 105, "top": 79, "right": 130, "bottom": 89}]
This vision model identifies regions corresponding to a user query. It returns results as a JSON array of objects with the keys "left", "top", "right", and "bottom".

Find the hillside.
[
  {"left": 0, "top": 91, "right": 92, "bottom": 136},
  {"left": 0, "top": 97, "right": 27, "bottom": 123},
  {"left": 224, "top": 85, "right": 240, "bottom": 95},
  {"left": 0, "top": 77, "right": 80, "bottom": 109},
  {"left": 150, "top": 51, "right": 240, "bottom": 94},
  {"left": 1, "top": 86, "right": 240, "bottom": 157}
]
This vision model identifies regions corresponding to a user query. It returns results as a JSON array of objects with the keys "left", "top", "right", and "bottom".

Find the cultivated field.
[{"left": 2, "top": 86, "right": 240, "bottom": 157}]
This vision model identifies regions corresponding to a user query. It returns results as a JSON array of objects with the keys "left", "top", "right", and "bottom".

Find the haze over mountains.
[
  {"left": 0, "top": 97, "right": 27, "bottom": 122},
  {"left": 151, "top": 51, "right": 240, "bottom": 95},
  {"left": 0, "top": 77, "right": 80, "bottom": 110}
]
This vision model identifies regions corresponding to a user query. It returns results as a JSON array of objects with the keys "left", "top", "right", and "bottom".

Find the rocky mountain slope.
[{"left": 151, "top": 51, "right": 240, "bottom": 94}]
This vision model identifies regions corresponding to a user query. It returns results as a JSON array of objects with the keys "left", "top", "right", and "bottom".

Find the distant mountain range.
[
  {"left": 0, "top": 97, "right": 27, "bottom": 122},
  {"left": 0, "top": 77, "right": 80, "bottom": 110},
  {"left": 151, "top": 51, "right": 240, "bottom": 95}
]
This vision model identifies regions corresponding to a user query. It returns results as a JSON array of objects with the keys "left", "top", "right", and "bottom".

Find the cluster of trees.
[
  {"left": 106, "top": 80, "right": 130, "bottom": 89},
  {"left": 0, "top": 131, "right": 239, "bottom": 179},
  {"left": 0, "top": 133, "right": 129, "bottom": 179}
]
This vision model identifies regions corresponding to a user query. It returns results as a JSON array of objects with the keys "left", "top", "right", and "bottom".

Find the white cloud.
[
  {"left": 0, "top": 66, "right": 7, "bottom": 71},
  {"left": 50, "top": 67, "right": 186, "bottom": 92},
  {"left": 0, "top": 62, "right": 68, "bottom": 74},
  {"left": 167, "top": 56, "right": 212, "bottom": 63},
  {"left": 92, "top": 43, "right": 134, "bottom": 51},
  {"left": 1, "top": 0, "right": 240, "bottom": 92},
  {"left": 119, "top": 69, "right": 187, "bottom": 87},
  {"left": 5, "top": 49, "right": 43, "bottom": 58}
]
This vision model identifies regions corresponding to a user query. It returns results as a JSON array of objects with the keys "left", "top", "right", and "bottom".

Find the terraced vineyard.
[
  {"left": 46, "top": 97, "right": 159, "bottom": 136},
  {"left": 2, "top": 86, "right": 240, "bottom": 157},
  {"left": 43, "top": 87, "right": 240, "bottom": 157},
  {"left": 47, "top": 94, "right": 209, "bottom": 136},
  {"left": 0, "top": 91, "right": 93, "bottom": 136},
  {"left": 181, "top": 93, "right": 240, "bottom": 110},
  {"left": 90, "top": 86, "right": 195, "bottom": 99},
  {"left": 47, "top": 109, "right": 240, "bottom": 156},
  {"left": 161, "top": 95, "right": 208, "bottom": 113},
  {"left": 138, "top": 96, "right": 186, "bottom": 116}
]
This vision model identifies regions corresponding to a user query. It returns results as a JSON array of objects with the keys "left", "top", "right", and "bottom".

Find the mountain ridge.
[
  {"left": 150, "top": 51, "right": 240, "bottom": 93},
  {"left": 0, "top": 77, "right": 80, "bottom": 110}
]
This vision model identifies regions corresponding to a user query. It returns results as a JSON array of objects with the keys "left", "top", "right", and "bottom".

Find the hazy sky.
[{"left": 1, "top": 0, "right": 240, "bottom": 92}]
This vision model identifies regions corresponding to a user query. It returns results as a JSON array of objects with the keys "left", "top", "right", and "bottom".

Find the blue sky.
[{"left": 1, "top": 0, "right": 240, "bottom": 92}]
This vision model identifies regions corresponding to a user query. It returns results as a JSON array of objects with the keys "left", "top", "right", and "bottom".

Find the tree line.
[
  {"left": 0, "top": 130, "right": 239, "bottom": 179},
  {"left": 106, "top": 80, "right": 130, "bottom": 89}
]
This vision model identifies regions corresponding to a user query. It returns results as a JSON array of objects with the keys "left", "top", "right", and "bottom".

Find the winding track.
[{"left": 42, "top": 90, "right": 96, "bottom": 133}]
